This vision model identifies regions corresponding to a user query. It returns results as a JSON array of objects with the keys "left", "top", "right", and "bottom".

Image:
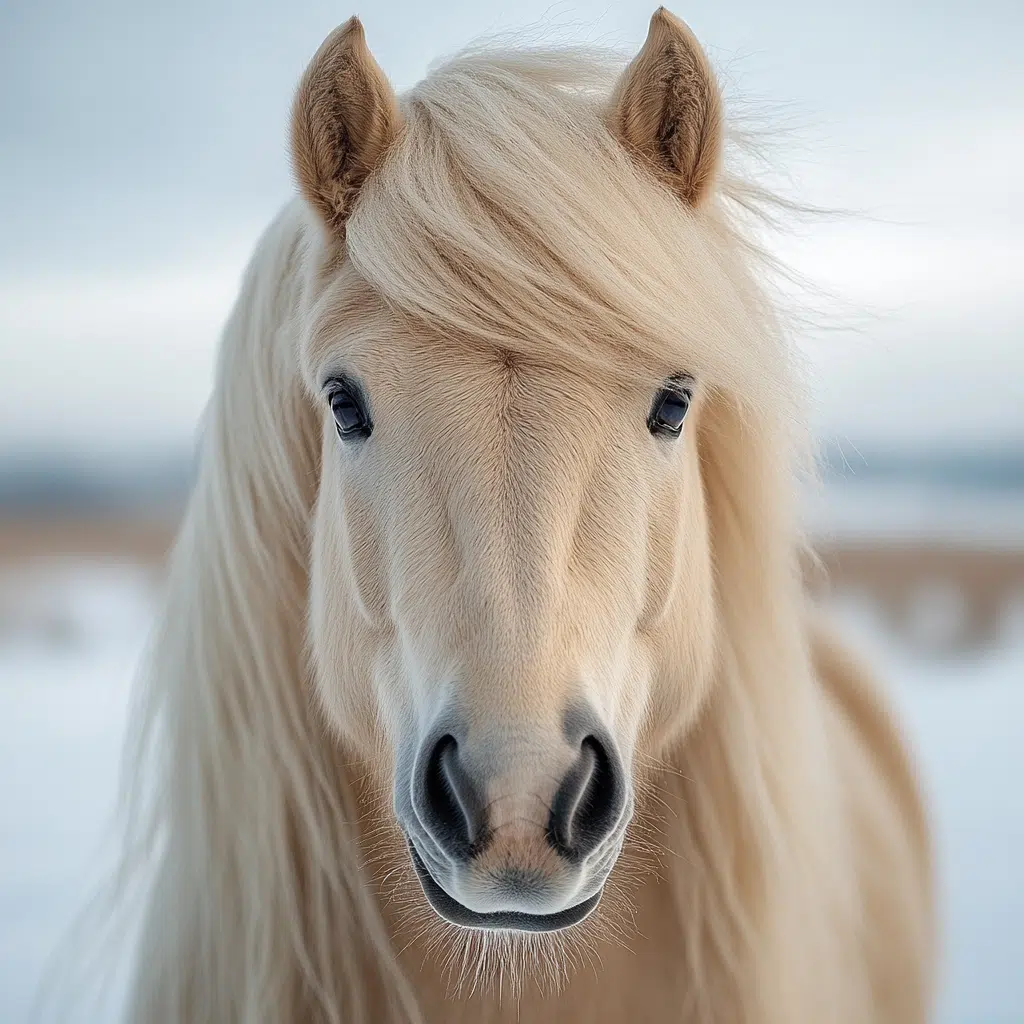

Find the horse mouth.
[{"left": 407, "top": 843, "right": 602, "bottom": 933}]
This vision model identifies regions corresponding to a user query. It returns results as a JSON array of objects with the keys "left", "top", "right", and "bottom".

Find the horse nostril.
[
  {"left": 417, "top": 735, "right": 487, "bottom": 861},
  {"left": 547, "top": 733, "right": 625, "bottom": 861}
]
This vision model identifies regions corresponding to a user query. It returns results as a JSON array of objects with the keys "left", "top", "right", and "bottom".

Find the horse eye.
[
  {"left": 328, "top": 380, "right": 372, "bottom": 441},
  {"left": 647, "top": 378, "right": 693, "bottom": 438}
]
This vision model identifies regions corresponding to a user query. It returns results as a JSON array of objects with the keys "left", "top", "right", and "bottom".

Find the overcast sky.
[{"left": 1, "top": 0, "right": 1021, "bottom": 456}]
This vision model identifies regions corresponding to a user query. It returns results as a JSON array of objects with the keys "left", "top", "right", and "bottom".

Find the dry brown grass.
[
  {"left": 2, "top": 515, "right": 1021, "bottom": 651},
  {"left": 0, "top": 515, "right": 177, "bottom": 565}
]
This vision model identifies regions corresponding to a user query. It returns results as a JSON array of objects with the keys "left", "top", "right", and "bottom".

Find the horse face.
[
  {"left": 304, "top": 294, "right": 716, "bottom": 931},
  {"left": 293, "top": 7, "right": 724, "bottom": 934}
]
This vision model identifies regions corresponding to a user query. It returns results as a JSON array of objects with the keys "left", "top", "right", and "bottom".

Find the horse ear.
[
  {"left": 608, "top": 8, "right": 723, "bottom": 206},
  {"left": 290, "top": 17, "right": 403, "bottom": 236}
]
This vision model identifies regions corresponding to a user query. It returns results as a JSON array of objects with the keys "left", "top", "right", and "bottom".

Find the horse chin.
[{"left": 408, "top": 843, "right": 602, "bottom": 933}]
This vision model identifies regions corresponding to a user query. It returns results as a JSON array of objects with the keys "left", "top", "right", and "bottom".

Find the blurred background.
[{"left": 1, "top": 1, "right": 1021, "bottom": 1021}]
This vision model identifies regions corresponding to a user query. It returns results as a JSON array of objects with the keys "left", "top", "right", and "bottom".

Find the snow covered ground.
[
  {"left": 0, "top": 563, "right": 1021, "bottom": 1022},
  {"left": 835, "top": 597, "right": 1024, "bottom": 1023}
]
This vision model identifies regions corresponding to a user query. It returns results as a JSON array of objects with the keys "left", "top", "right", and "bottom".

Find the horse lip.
[{"left": 406, "top": 841, "right": 602, "bottom": 933}]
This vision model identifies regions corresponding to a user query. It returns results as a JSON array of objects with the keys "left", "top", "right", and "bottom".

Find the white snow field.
[{"left": 0, "top": 562, "right": 1021, "bottom": 1023}]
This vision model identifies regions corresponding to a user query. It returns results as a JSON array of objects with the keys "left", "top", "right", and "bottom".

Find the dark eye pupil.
[
  {"left": 648, "top": 380, "right": 692, "bottom": 438},
  {"left": 330, "top": 386, "right": 371, "bottom": 440}
]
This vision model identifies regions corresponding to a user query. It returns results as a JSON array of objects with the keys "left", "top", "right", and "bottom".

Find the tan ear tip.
[
  {"left": 650, "top": 7, "right": 694, "bottom": 34},
  {"left": 324, "top": 15, "right": 366, "bottom": 51},
  {"left": 340, "top": 15, "right": 364, "bottom": 36},
  {"left": 647, "top": 7, "right": 703, "bottom": 51},
  {"left": 646, "top": 8, "right": 672, "bottom": 41}
]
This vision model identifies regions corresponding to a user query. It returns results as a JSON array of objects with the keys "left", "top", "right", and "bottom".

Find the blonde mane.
[{"left": 86, "top": 27, "right": 932, "bottom": 1024}]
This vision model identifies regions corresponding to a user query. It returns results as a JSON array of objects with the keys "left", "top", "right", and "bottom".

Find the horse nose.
[
  {"left": 413, "top": 734, "right": 487, "bottom": 861},
  {"left": 411, "top": 716, "right": 627, "bottom": 865},
  {"left": 547, "top": 731, "right": 626, "bottom": 861}
]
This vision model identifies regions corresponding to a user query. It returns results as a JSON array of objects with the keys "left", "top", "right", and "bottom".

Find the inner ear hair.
[
  {"left": 290, "top": 17, "right": 403, "bottom": 236},
  {"left": 609, "top": 8, "right": 723, "bottom": 206}
]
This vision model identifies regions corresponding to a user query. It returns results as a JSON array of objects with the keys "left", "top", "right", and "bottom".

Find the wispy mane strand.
[{"left": 347, "top": 44, "right": 795, "bottom": 414}]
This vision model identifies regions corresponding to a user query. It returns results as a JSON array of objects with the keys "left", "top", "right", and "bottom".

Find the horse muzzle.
[{"left": 394, "top": 702, "right": 632, "bottom": 932}]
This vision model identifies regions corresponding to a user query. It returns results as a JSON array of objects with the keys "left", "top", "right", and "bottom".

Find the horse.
[{"left": 110, "top": 9, "right": 935, "bottom": 1022}]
